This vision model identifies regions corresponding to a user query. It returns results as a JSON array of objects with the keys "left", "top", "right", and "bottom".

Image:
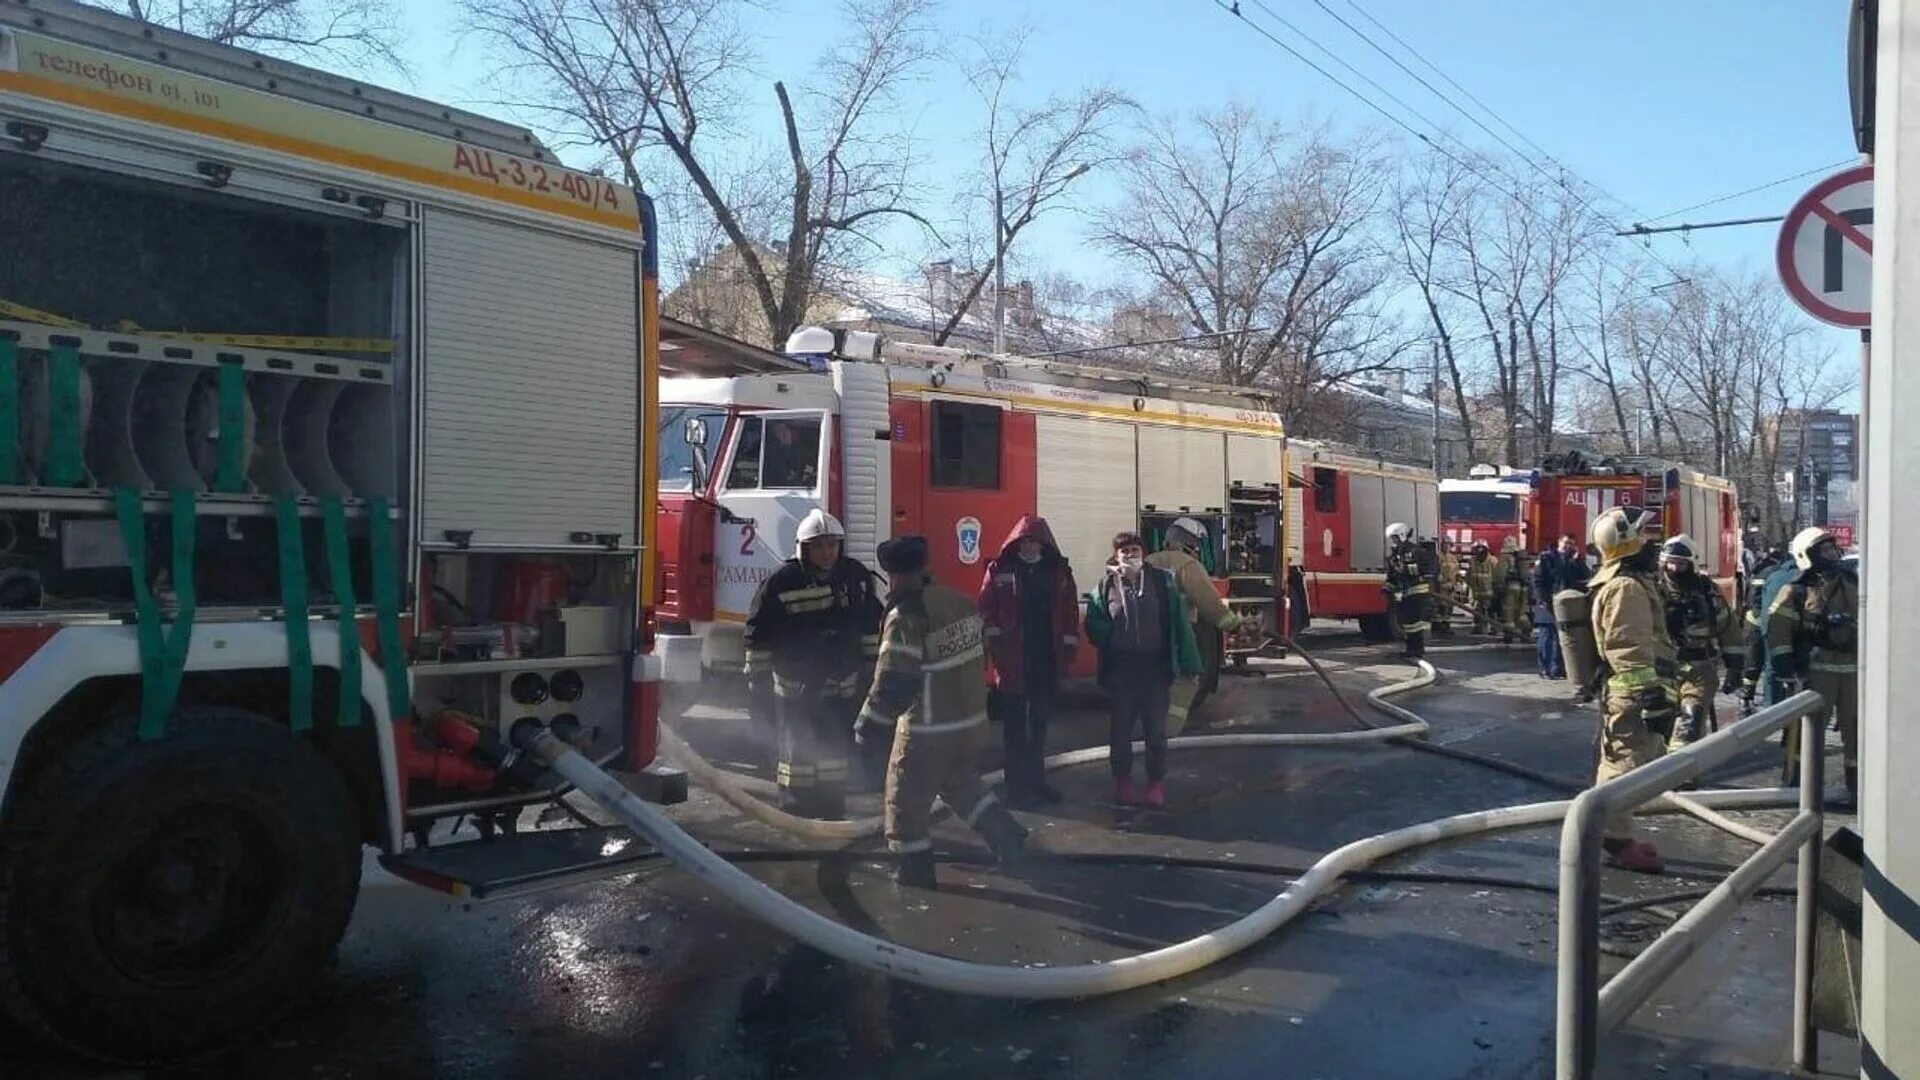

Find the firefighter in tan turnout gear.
[
  {"left": 743, "top": 509, "right": 882, "bottom": 818},
  {"left": 1768, "top": 526, "right": 1860, "bottom": 809},
  {"left": 1585, "top": 507, "right": 1678, "bottom": 874},
  {"left": 855, "top": 536, "right": 1029, "bottom": 889},
  {"left": 1149, "top": 517, "right": 1243, "bottom": 735},
  {"left": 1659, "top": 534, "right": 1742, "bottom": 747},
  {"left": 1498, "top": 536, "right": 1530, "bottom": 644},
  {"left": 1464, "top": 541, "right": 1496, "bottom": 634}
]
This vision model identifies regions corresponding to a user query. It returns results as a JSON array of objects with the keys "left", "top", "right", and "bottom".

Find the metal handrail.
[{"left": 1555, "top": 690, "right": 1827, "bottom": 1079}]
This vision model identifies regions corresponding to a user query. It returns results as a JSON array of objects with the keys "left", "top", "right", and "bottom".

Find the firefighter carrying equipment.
[
  {"left": 1770, "top": 557, "right": 1860, "bottom": 777},
  {"left": 1588, "top": 550, "right": 1680, "bottom": 840},
  {"left": 1553, "top": 588, "right": 1599, "bottom": 691},
  {"left": 1662, "top": 561, "right": 1739, "bottom": 747},
  {"left": 1385, "top": 536, "right": 1437, "bottom": 658},
  {"left": 1788, "top": 526, "right": 1836, "bottom": 570},
  {"left": 746, "top": 534, "right": 883, "bottom": 816},
  {"left": 578, "top": 662, "right": 1792, "bottom": 1000}
]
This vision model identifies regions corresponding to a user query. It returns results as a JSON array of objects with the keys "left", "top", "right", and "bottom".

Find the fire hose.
[{"left": 519, "top": 652, "right": 1795, "bottom": 999}]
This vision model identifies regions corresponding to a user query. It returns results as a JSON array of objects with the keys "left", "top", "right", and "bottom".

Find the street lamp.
[{"left": 994, "top": 162, "right": 1094, "bottom": 354}]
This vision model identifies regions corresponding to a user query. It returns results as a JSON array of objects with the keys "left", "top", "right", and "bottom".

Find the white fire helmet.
[
  {"left": 1660, "top": 534, "right": 1700, "bottom": 569},
  {"left": 1789, "top": 526, "right": 1835, "bottom": 570},
  {"left": 795, "top": 508, "right": 845, "bottom": 558},
  {"left": 1170, "top": 516, "right": 1208, "bottom": 548},
  {"left": 1591, "top": 507, "right": 1653, "bottom": 565},
  {"left": 1385, "top": 522, "right": 1413, "bottom": 545}
]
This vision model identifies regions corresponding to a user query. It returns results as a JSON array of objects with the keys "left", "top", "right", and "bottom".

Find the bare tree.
[
  {"left": 101, "top": 1, "right": 404, "bottom": 69},
  {"left": 1393, "top": 151, "right": 1479, "bottom": 460},
  {"left": 929, "top": 27, "right": 1131, "bottom": 347},
  {"left": 1095, "top": 106, "right": 1401, "bottom": 429},
  {"left": 461, "top": 0, "right": 938, "bottom": 346}
]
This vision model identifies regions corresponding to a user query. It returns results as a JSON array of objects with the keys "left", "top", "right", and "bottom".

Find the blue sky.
[{"left": 391, "top": 0, "right": 1860, "bottom": 351}]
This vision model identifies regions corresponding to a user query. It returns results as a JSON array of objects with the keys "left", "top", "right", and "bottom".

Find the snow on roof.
[{"left": 815, "top": 268, "right": 1101, "bottom": 350}]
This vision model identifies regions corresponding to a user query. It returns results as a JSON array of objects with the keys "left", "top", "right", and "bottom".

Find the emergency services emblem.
[{"left": 957, "top": 516, "right": 983, "bottom": 565}]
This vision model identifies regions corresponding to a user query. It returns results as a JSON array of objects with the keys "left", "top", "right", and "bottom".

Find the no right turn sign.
[{"left": 1777, "top": 164, "right": 1874, "bottom": 328}]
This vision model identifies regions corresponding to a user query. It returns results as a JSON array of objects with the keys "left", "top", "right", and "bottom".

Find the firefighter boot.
[
  {"left": 1835, "top": 767, "right": 1859, "bottom": 814},
  {"left": 893, "top": 849, "right": 938, "bottom": 890},
  {"left": 974, "top": 802, "right": 1030, "bottom": 868},
  {"left": 1677, "top": 704, "right": 1709, "bottom": 747}
]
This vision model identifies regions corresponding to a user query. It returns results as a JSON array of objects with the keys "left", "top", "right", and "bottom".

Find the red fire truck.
[
  {"left": 1285, "top": 441, "right": 1440, "bottom": 641},
  {"left": 1439, "top": 456, "right": 1742, "bottom": 601}
]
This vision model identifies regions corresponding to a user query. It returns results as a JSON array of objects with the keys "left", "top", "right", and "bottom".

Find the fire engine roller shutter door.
[
  {"left": 832, "top": 361, "right": 892, "bottom": 569},
  {"left": 1137, "top": 424, "right": 1226, "bottom": 513},
  {"left": 1383, "top": 475, "right": 1419, "bottom": 544},
  {"left": 1415, "top": 480, "right": 1439, "bottom": 540},
  {"left": 1226, "top": 433, "right": 1284, "bottom": 487},
  {"left": 1035, "top": 414, "right": 1135, "bottom": 587},
  {"left": 420, "top": 210, "right": 639, "bottom": 547},
  {"left": 1349, "top": 473, "right": 1387, "bottom": 569}
]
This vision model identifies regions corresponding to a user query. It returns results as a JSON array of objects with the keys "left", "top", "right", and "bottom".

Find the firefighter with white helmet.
[
  {"left": 1383, "top": 522, "right": 1438, "bottom": 661},
  {"left": 1658, "top": 534, "right": 1741, "bottom": 747},
  {"left": 1768, "top": 526, "right": 1860, "bottom": 808},
  {"left": 743, "top": 508, "right": 883, "bottom": 817},
  {"left": 1583, "top": 506, "right": 1676, "bottom": 873},
  {"left": 1148, "top": 516, "right": 1242, "bottom": 734}
]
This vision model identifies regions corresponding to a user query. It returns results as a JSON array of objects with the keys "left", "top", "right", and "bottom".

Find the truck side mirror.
[{"left": 684, "top": 416, "right": 709, "bottom": 448}]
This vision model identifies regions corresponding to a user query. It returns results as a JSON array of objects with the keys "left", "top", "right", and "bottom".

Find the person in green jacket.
[{"left": 1085, "top": 531, "right": 1203, "bottom": 809}]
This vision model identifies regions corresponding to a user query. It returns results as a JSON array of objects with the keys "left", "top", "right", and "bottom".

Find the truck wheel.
[
  {"left": 0, "top": 708, "right": 362, "bottom": 1062},
  {"left": 1358, "top": 614, "right": 1394, "bottom": 642}
]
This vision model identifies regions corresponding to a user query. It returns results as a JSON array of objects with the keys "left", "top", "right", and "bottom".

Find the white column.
[{"left": 1862, "top": 4, "right": 1920, "bottom": 1074}]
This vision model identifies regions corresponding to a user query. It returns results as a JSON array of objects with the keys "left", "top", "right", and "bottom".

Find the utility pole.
[{"left": 1430, "top": 340, "right": 1441, "bottom": 474}]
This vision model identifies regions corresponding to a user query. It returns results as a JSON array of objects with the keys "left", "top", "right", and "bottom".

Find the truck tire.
[
  {"left": 1358, "top": 614, "right": 1394, "bottom": 642},
  {"left": 0, "top": 708, "right": 362, "bottom": 1062}
]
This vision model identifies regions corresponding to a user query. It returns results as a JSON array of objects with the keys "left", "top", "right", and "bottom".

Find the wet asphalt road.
[{"left": 9, "top": 627, "right": 1858, "bottom": 1079}]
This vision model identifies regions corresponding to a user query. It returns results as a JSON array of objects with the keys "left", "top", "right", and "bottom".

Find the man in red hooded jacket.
[{"left": 978, "top": 516, "right": 1080, "bottom": 808}]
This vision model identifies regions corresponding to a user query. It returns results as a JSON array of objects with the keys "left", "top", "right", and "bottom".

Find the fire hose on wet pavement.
[{"left": 516, "top": 643, "right": 1798, "bottom": 1000}]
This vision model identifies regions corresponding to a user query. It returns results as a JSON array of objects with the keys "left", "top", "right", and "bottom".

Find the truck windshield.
[
  {"left": 1441, "top": 491, "right": 1520, "bottom": 523},
  {"left": 660, "top": 406, "right": 727, "bottom": 492}
]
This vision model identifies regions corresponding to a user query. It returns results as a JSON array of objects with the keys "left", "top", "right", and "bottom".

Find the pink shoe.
[
  {"left": 1144, "top": 780, "right": 1167, "bottom": 810},
  {"left": 1114, "top": 777, "right": 1140, "bottom": 806},
  {"left": 1603, "top": 838, "right": 1664, "bottom": 875}
]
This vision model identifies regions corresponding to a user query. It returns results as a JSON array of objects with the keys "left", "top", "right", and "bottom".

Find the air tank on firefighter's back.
[{"left": 1554, "top": 588, "right": 1600, "bottom": 690}]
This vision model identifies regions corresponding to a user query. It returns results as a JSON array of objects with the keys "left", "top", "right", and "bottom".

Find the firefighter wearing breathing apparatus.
[
  {"left": 743, "top": 509, "right": 883, "bottom": 818},
  {"left": 1498, "top": 536, "right": 1530, "bottom": 644},
  {"left": 1767, "top": 526, "right": 1860, "bottom": 808},
  {"left": 1464, "top": 541, "right": 1496, "bottom": 634},
  {"left": 1564, "top": 507, "right": 1676, "bottom": 874},
  {"left": 1149, "top": 516, "right": 1243, "bottom": 735},
  {"left": 1384, "top": 523, "right": 1438, "bottom": 661},
  {"left": 1658, "top": 535, "right": 1742, "bottom": 747},
  {"left": 856, "top": 535, "right": 1029, "bottom": 889}
]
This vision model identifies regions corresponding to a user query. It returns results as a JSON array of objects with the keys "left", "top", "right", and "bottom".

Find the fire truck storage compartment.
[
  {"left": 412, "top": 549, "right": 633, "bottom": 749},
  {"left": 1034, "top": 413, "right": 1136, "bottom": 584},
  {"left": 0, "top": 151, "right": 404, "bottom": 611},
  {"left": 418, "top": 209, "right": 639, "bottom": 551},
  {"left": 1225, "top": 482, "right": 1282, "bottom": 649}
]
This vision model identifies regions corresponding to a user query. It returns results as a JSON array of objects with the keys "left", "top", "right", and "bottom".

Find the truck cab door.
[{"left": 711, "top": 409, "right": 833, "bottom": 620}]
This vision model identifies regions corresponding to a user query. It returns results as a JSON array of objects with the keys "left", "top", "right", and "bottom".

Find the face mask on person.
[{"left": 1119, "top": 554, "right": 1145, "bottom": 575}]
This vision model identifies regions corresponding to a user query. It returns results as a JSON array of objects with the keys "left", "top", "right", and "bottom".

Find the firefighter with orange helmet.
[
  {"left": 743, "top": 509, "right": 883, "bottom": 818},
  {"left": 1586, "top": 507, "right": 1677, "bottom": 874}
]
